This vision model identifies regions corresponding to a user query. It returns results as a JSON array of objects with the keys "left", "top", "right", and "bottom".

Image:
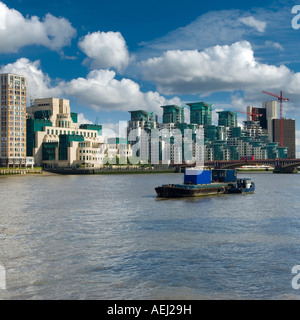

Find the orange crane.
[{"left": 262, "top": 90, "right": 289, "bottom": 147}]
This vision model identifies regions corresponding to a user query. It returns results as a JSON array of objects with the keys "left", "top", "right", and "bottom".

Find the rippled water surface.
[{"left": 1, "top": 172, "right": 300, "bottom": 299}]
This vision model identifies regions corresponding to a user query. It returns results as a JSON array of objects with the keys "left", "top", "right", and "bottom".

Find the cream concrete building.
[{"left": 27, "top": 98, "right": 106, "bottom": 168}]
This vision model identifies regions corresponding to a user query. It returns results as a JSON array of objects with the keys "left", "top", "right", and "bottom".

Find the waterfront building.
[
  {"left": 229, "top": 127, "right": 242, "bottom": 138},
  {"left": 217, "top": 111, "right": 238, "bottom": 128},
  {"left": 248, "top": 101, "right": 278, "bottom": 142},
  {"left": 106, "top": 138, "right": 133, "bottom": 164},
  {"left": 187, "top": 102, "right": 212, "bottom": 126},
  {"left": 161, "top": 105, "right": 185, "bottom": 124},
  {"left": 272, "top": 118, "right": 296, "bottom": 158},
  {"left": 203, "top": 118, "right": 287, "bottom": 161},
  {"left": 248, "top": 101, "right": 295, "bottom": 158},
  {"left": 126, "top": 101, "right": 291, "bottom": 164},
  {"left": 246, "top": 106, "right": 267, "bottom": 128},
  {"left": 159, "top": 108, "right": 204, "bottom": 165},
  {"left": 127, "top": 110, "right": 156, "bottom": 133},
  {"left": 26, "top": 98, "right": 105, "bottom": 168},
  {"left": 243, "top": 121, "right": 264, "bottom": 138},
  {"left": 263, "top": 101, "right": 278, "bottom": 142},
  {"left": 127, "top": 110, "right": 157, "bottom": 163},
  {"left": 0, "top": 73, "right": 33, "bottom": 167}
]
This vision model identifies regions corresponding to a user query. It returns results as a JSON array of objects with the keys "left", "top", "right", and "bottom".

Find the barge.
[
  {"left": 226, "top": 178, "right": 255, "bottom": 194},
  {"left": 155, "top": 168, "right": 255, "bottom": 198}
]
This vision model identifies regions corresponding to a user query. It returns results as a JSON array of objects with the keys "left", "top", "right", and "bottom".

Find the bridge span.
[{"left": 180, "top": 159, "right": 300, "bottom": 174}]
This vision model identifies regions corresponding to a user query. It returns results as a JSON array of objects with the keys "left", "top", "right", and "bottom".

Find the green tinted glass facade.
[
  {"left": 26, "top": 119, "right": 52, "bottom": 156},
  {"left": 59, "top": 134, "right": 84, "bottom": 161},
  {"left": 42, "top": 142, "right": 58, "bottom": 161},
  {"left": 79, "top": 124, "right": 102, "bottom": 135},
  {"left": 187, "top": 102, "right": 212, "bottom": 126},
  {"left": 161, "top": 105, "right": 185, "bottom": 124},
  {"left": 217, "top": 111, "right": 238, "bottom": 127}
]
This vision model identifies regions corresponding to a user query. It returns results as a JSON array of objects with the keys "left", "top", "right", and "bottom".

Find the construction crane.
[
  {"left": 262, "top": 90, "right": 289, "bottom": 147},
  {"left": 234, "top": 110, "right": 263, "bottom": 121}
]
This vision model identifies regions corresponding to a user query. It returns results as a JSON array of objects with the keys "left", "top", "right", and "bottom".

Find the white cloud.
[
  {"left": 78, "top": 31, "right": 130, "bottom": 72},
  {"left": 239, "top": 16, "right": 266, "bottom": 33},
  {"left": 0, "top": 57, "right": 61, "bottom": 99},
  {"left": 77, "top": 113, "right": 93, "bottom": 125},
  {"left": 0, "top": 58, "right": 181, "bottom": 114},
  {"left": 138, "top": 9, "right": 275, "bottom": 58},
  {"left": 265, "top": 41, "right": 284, "bottom": 51},
  {"left": 0, "top": 1, "right": 76, "bottom": 53},
  {"left": 101, "top": 123, "right": 119, "bottom": 139},
  {"left": 139, "top": 10, "right": 247, "bottom": 54},
  {"left": 61, "top": 69, "right": 181, "bottom": 113},
  {"left": 140, "top": 41, "right": 299, "bottom": 96}
]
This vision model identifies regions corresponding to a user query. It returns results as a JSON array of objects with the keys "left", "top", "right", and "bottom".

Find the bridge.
[{"left": 180, "top": 159, "right": 300, "bottom": 174}]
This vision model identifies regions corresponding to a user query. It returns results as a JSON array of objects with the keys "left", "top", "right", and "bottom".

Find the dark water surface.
[{"left": 0, "top": 172, "right": 300, "bottom": 299}]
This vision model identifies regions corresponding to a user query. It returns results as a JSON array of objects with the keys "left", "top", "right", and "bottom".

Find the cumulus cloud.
[
  {"left": 0, "top": 1, "right": 76, "bottom": 53},
  {"left": 60, "top": 69, "right": 181, "bottom": 113},
  {"left": 0, "top": 58, "right": 181, "bottom": 114},
  {"left": 239, "top": 16, "right": 266, "bottom": 33},
  {"left": 77, "top": 113, "right": 93, "bottom": 125},
  {"left": 139, "top": 10, "right": 247, "bottom": 54},
  {"left": 78, "top": 31, "right": 131, "bottom": 72},
  {"left": 140, "top": 41, "right": 297, "bottom": 96},
  {"left": 138, "top": 9, "right": 275, "bottom": 57},
  {"left": 0, "top": 57, "right": 61, "bottom": 99},
  {"left": 264, "top": 41, "right": 284, "bottom": 51},
  {"left": 101, "top": 123, "right": 119, "bottom": 139}
]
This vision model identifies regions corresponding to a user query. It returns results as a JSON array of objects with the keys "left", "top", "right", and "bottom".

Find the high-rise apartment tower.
[{"left": 0, "top": 73, "right": 27, "bottom": 167}]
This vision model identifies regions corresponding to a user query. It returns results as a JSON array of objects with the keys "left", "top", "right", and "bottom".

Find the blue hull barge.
[{"left": 155, "top": 168, "right": 255, "bottom": 198}]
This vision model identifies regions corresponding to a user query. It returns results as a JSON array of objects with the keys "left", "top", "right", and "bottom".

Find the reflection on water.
[{"left": 0, "top": 172, "right": 300, "bottom": 299}]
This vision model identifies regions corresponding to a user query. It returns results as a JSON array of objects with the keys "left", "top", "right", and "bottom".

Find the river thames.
[{"left": 0, "top": 172, "right": 300, "bottom": 300}]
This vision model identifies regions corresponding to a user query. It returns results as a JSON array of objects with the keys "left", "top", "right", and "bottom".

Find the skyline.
[{"left": 0, "top": 0, "right": 299, "bottom": 155}]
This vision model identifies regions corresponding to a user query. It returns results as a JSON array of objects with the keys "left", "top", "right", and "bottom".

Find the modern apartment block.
[
  {"left": 127, "top": 101, "right": 291, "bottom": 163},
  {"left": 187, "top": 102, "right": 212, "bottom": 126},
  {"left": 127, "top": 110, "right": 157, "bottom": 162},
  {"left": 217, "top": 111, "right": 238, "bottom": 128},
  {"left": 161, "top": 105, "right": 185, "bottom": 124},
  {"left": 0, "top": 73, "right": 29, "bottom": 167}
]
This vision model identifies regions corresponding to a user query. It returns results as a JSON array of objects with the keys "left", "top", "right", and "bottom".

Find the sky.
[{"left": 1, "top": 0, "right": 300, "bottom": 155}]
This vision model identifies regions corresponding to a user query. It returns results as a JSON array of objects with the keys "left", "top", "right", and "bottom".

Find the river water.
[{"left": 0, "top": 172, "right": 300, "bottom": 300}]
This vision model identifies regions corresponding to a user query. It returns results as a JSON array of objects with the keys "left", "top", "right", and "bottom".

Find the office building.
[{"left": 272, "top": 119, "right": 296, "bottom": 158}]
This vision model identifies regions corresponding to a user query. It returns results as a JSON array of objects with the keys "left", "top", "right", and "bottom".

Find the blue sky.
[{"left": 1, "top": 0, "right": 300, "bottom": 155}]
